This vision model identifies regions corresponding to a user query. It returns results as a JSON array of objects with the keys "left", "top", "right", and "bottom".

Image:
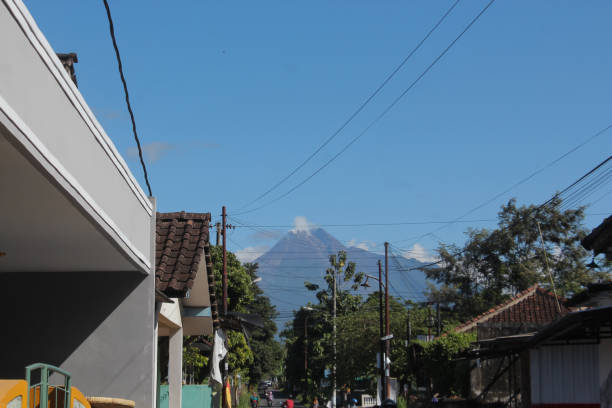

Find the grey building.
[{"left": 1, "top": 1, "right": 157, "bottom": 407}]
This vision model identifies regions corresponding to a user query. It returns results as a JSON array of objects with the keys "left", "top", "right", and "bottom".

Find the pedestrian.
[
  {"left": 282, "top": 395, "right": 294, "bottom": 408},
  {"left": 250, "top": 391, "right": 260, "bottom": 408},
  {"left": 313, "top": 397, "right": 319, "bottom": 408},
  {"left": 266, "top": 390, "right": 274, "bottom": 407}
]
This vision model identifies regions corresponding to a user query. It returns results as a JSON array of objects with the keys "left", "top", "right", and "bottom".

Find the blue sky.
[{"left": 25, "top": 0, "right": 611, "bottom": 263}]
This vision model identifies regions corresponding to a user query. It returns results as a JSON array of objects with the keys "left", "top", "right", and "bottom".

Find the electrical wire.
[
  {"left": 102, "top": 0, "right": 152, "bottom": 196},
  {"left": 232, "top": 218, "right": 498, "bottom": 229},
  {"left": 233, "top": 0, "right": 498, "bottom": 216},
  {"left": 390, "top": 155, "right": 612, "bottom": 273},
  {"left": 237, "top": 0, "right": 461, "bottom": 211},
  {"left": 393, "top": 126, "right": 612, "bottom": 247}
]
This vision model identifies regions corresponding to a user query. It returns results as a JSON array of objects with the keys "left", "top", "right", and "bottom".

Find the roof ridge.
[
  {"left": 157, "top": 211, "right": 211, "bottom": 222},
  {"left": 535, "top": 286, "right": 567, "bottom": 303},
  {"left": 454, "top": 285, "right": 539, "bottom": 333}
]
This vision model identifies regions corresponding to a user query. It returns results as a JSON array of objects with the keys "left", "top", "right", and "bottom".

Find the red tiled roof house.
[
  {"left": 155, "top": 212, "right": 219, "bottom": 408},
  {"left": 459, "top": 285, "right": 612, "bottom": 408}
]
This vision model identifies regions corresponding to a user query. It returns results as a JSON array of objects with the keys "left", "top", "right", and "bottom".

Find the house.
[
  {"left": 155, "top": 212, "right": 220, "bottom": 408},
  {"left": 464, "top": 284, "right": 612, "bottom": 408},
  {"left": 0, "top": 1, "right": 157, "bottom": 408},
  {"left": 453, "top": 285, "right": 568, "bottom": 405}
]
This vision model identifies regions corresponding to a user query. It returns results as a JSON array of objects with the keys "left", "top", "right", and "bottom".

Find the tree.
[
  {"left": 419, "top": 331, "right": 476, "bottom": 396},
  {"left": 284, "top": 250, "right": 364, "bottom": 400},
  {"left": 243, "top": 262, "right": 284, "bottom": 385},
  {"left": 210, "top": 245, "right": 255, "bottom": 313},
  {"left": 426, "top": 198, "right": 610, "bottom": 321}
]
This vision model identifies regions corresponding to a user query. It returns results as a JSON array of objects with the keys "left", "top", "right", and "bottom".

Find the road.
[{"left": 259, "top": 389, "right": 306, "bottom": 408}]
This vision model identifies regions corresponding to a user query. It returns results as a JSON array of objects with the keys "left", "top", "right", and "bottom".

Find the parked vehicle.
[{"left": 0, "top": 364, "right": 91, "bottom": 408}]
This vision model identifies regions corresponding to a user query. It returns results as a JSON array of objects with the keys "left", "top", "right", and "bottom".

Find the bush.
[{"left": 420, "top": 332, "right": 475, "bottom": 397}]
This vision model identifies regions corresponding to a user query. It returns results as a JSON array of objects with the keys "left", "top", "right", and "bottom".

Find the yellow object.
[
  {"left": 0, "top": 380, "right": 91, "bottom": 408},
  {"left": 0, "top": 380, "right": 27, "bottom": 408},
  {"left": 223, "top": 381, "right": 231, "bottom": 408}
]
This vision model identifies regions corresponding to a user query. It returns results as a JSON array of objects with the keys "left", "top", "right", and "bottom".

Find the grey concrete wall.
[
  {"left": 0, "top": 271, "right": 156, "bottom": 408},
  {"left": 0, "top": 0, "right": 152, "bottom": 267}
]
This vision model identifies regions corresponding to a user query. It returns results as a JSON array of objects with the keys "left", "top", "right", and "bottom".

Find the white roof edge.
[
  {"left": 4, "top": 0, "right": 153, "bottom": 215},
  {"left": 0, "top": 94, "right": 152, "bottom": 271}
]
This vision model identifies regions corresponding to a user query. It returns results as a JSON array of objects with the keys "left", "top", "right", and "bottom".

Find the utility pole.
[
  {"left": 384, "top": 242, "right": 390, "bottom": 399},
  {"left": 332, "top": 266, "right": 337, "bottom": 408},
  {"left": 427, "top": 307, "right": 432, "bottom": 341},
  {"left": 216, "top": 222, "right": 221, "bottom": 246},
  {"left": 304, "top": 313, "right": 309, "bottom": 374},
  {"left": 406, "top": 309, "right": 411, "bottom": 391},
  {"left": 221, "top": 206, "right": 228, "bottom": 408},
  {"left": 436, "top": 303, "right": 441, "bottom": 337},
  {"left": 377, "top": 260, "right": 386, "bottom": 401},
  {"left": 222, "top": 206, "right": 228, "bottom": 315}
]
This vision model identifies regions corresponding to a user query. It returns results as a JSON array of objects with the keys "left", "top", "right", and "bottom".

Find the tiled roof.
[
  {"left": 454, "top": 285, "right": 568, "bottom": 333},
  {"left": 156, "top": 212, "right": 211, "bottom": 297}
]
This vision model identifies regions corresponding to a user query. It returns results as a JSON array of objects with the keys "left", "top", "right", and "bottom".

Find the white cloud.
[
  {"left": 127, "top": 141, "right": 175, "bottom": 163},
  {"left": 347, "top": 239, "right": 377, "bottom": 251},
  {"left": 290, "top": 216, "right": 316, "bottom": 234},
  {"left": 402, "top": 244, "right": 437, "bottom": 263},
  {"left": 235, "top": 245, "right": 270, "bottom": 263}
]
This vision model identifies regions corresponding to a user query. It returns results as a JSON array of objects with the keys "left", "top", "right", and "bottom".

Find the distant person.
[
  {"left": 282, "top": 395, "right": 294, "bottom": 408},
  {"left": 313, "top": 397, "right": 319, "bottom": 408},
  {"left": 250, "top": 391, "right": 260, "bottom": 408},
  {"left": 266, "top": 390, "right": 274, "bottom": 407}
]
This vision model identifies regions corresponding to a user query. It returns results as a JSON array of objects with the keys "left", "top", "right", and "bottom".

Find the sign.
[{"left": 381, "top": 334, "right": 394, "bottom": 341}]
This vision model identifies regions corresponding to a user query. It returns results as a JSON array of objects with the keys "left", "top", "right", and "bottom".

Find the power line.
[
  {"left": 390, "top": 155, "right": 612, "bottom": 273},
  {"left": 233, "top": 0, "right": 498, "bottom": 216},
  {"left": 102, "top": 0, "right": 152, "bottom": 196},
  {"left": 236, "top": 0, "right": 461, "bottom": 211},
  {"left": 393, "top": 125, "right": 612, "bottom": 246},
  {"left": 232, "top": 218, "right": 498, "bottom": 229}
]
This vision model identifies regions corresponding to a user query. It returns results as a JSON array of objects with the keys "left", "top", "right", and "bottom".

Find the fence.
[{"left": 159, "top": 385, "right": 212, "bottom": 408}]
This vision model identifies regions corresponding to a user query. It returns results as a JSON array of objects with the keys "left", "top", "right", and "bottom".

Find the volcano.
[{"left": 253, "top": 227, "right": 432, "bottom": 322}]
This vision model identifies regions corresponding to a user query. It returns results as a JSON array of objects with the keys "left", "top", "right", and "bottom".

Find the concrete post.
[{"left": 169, "top": 327, "right": 183, "bottom": 408}]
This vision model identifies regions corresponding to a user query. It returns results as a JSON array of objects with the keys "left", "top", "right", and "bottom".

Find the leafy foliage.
[
  {"left": 283, "top": 251, "right": 364, "bottom": 400},
  {"left": 180, "top": 247, "right": 282, "bottom": 385},
  {"left": 244, "top": 262, "right": 284, "bottom": 384},
  {"left": 426, "top": 198, "right": 610, "bottom": 321},
  {"left": 211, "top": 245, "right": 255, "bottom": 313},
  {"left": 419, "top": 331, "right": 475, "bottom": 396}
]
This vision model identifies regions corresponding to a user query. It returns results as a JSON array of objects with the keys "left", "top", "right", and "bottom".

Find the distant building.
[{"left": 461, "top": 283, "right": 612, "bottom": 408}]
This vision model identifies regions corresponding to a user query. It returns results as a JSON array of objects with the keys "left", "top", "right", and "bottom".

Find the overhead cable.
[
  {"left": 236, "top": 0, "right": 461, "bottom": 211},
  {"left": 102, "top": 0, "right": 153, "bottom": 196},
  {"left": 233, "top": 0, "right": 497, "bottom": 216}
]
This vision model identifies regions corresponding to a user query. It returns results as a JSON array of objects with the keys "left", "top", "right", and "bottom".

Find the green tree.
[
  {"left": 426, "top": 198, "right": 610, "bottom": 321},
  {"left": 284, "top": 250, "right": 364, "bottom": 399},
  {"left": 243, "top": 262, "right": 284, "bottom": 385},
  {"left": 210, "top": 245, "right": 255, "bottom": 313},
  {"left": 419, "top": 331, "right": 476, "bottom": 396}
]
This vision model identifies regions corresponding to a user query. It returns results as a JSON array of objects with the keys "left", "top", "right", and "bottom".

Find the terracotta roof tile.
[
  {"left": 156, "top": 212, "right": 211, "bottom": 297},
  {"left": 454, "top": 285, "right": 568, "bottom": 333}
]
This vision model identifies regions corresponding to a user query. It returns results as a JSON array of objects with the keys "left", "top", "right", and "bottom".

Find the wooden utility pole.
[
  {"left": 427, "top": 307, "right": 432, "bottom": 340},
  {"left": 221, "top": 206, "right": 228, "bottom": 408},
  {"left": 332, "top": 267, "right": 337, "bottom": 408},
  {"left": 222, "top": 206, "right": 228, "bottom": 315},
  {"left": 436, "top": 303, "right": 441, "bottom": 337},
  {"left": 406, "top": 309, "right": 411, "bottom": 391},
  {"left": 384, "top": 242, "right": 390, "bottom": 399},
  {"left": 378, "top": 260, "right": 386, "bottom": 400}
]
